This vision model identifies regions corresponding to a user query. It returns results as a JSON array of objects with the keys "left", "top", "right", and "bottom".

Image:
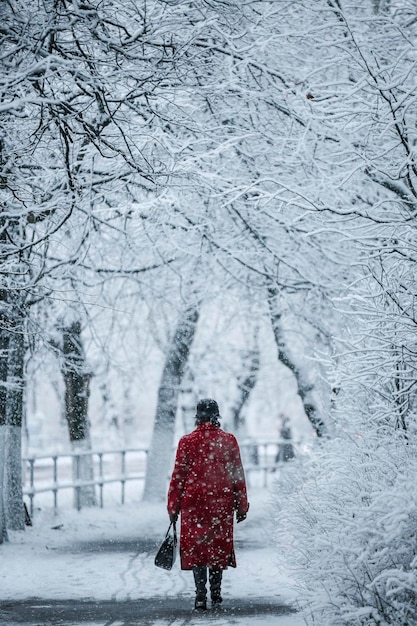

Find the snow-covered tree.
[
  {"left": 0, "top": 0, "right": 207, "bottom": 523},
  {"left": 270, "top": 1, "right": 417, "bottom": 623}
]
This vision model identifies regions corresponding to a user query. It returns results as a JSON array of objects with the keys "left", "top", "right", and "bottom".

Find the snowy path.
[
  {"left": 0, "top": 488, "right": 303, "bottom": 625},
  {"left": 0, "top": 597, "right": 296, "bottom": 625}
]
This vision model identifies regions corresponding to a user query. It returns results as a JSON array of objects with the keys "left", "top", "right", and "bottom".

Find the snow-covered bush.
[{"left": 275, "top": 428, "right": 417, "bottom": 625}]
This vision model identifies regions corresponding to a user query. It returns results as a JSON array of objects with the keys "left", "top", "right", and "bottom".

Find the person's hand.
[
  {"left": 169, "top": 513, "right": 178, "bottom": 524},
  {"left": 236, "top": 512, "right": 247, "bottom": 523}
]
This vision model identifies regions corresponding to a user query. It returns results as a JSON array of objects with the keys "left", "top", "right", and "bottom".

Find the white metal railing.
[
  {"left": 22, "top": 439, "right": 296, "bottom": 518},
  {"left": 23, "top": 447, "right": 148, "bottom": 517}
]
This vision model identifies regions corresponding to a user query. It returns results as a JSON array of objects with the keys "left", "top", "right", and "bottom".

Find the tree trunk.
[
  {"left": 143, "top": 305, "right": 199, "bottom": 502},
  {"left": 4, "top": 299, "right": 25, "bottom": 530},
  {"left": 230, "top": 347, "right": 259, "bottom": 436},
  {"left": 179, "top": 368, "right": 198, "bottom": 435},
  {"left": 61, "top": 321, "right": 96, "bottom": 508},
  {"left": 0, "top": 194, "right": 8, "bottom": 540},
  {"left": 0, "top": 321, "right": 7, "bottom": 542},
  {"left": 267, "top": 285, "right": 326, "bottom": 438},
  {"left": 0, "top": 426, "right": 6, "bottom": 543}
]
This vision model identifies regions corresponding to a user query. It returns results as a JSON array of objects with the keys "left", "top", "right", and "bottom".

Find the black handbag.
[{"left": 154, "top": 521, "right": 178, "bottom": 570}]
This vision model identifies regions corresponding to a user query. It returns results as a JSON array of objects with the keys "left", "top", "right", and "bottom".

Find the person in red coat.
[{"left": 167, "top": 398, "right": 249, "bottom": 610}]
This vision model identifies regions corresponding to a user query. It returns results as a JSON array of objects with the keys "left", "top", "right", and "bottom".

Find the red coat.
[{"left": 167, "top": 422, "right": 249, "bottom": 570}]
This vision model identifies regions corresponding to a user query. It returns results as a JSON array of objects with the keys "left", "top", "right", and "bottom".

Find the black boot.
[
  {"left": 209, "top": 568, "right": 223, "bottom": 606},
  {"left": 193, "top": 566, "right": 207, "bottom": 610}
]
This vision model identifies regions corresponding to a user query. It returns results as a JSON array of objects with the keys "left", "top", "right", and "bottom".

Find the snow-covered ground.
[{"left": 0, "top": 485, "right": 304, "bottom": 625}]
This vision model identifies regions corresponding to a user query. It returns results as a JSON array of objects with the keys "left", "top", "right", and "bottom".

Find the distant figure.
[
  {"left": 275, "top": 415, "right": 295, "bottom": 463},
  {"left": 167, "top": 398, "right": 249, "bottom": 610}
]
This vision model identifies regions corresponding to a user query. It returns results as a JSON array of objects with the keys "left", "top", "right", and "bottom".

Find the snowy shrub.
[{"left": 275, "top": 432, "right": 417, "bottom": 625}]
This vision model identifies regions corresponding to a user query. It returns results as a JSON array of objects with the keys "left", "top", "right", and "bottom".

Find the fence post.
[
  {"left": 98, "top": 452, "right": 103, "bottom": 508},
  {"left": 121, "top": 450, "right": 126, "bottom": 505},
  {"left": 75, "top": 454, "right": 81, "bottom": 511},
  {"left": 51, "top": 456, "right": 58, "bottom": 512},
  {"left": 28, "top": 458, "right": 35, "bottom": 518},
  {"left": 262, "top": 444, "right": 268, "bottom": 488}
]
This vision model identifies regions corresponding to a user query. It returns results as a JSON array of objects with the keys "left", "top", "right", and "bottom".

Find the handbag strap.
[{"left": 166, "top": 521, "right": 177, "bottom": 541}]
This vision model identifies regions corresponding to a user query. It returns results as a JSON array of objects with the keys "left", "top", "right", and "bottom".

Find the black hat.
[{"left": 195, "top": 398, "right": 220, "bottom": 423}]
